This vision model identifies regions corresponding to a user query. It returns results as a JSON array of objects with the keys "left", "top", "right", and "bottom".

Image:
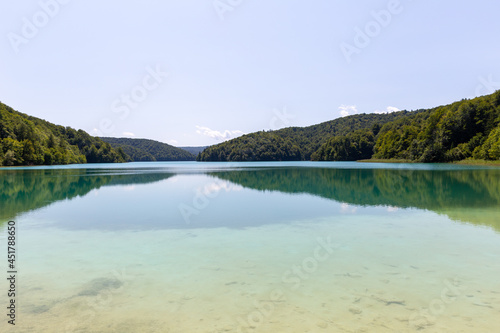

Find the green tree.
[{"left": 0, "top": 101, "right": 130, "bottom": 166}]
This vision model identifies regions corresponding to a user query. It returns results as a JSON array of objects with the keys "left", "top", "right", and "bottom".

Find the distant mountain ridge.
[
  {"left": 179, "top": 146, "right": 208, "bottom": 156},
  {"left": 100, "top": 137, "right": 196, "bottom": 161}
]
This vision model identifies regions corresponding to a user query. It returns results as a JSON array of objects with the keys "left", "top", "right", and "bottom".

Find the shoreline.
[
  {"left": 356, "top": 159, "right": 414, "bottom": 164},
  {"left": 452, "top": 159, "right": 500, "bottom": 166},
  {"left": 2, "top": 159, "right": 500, "bottom": 168},
  {"left": 357, "top": 159, "right": 500, "bottom": 166}
]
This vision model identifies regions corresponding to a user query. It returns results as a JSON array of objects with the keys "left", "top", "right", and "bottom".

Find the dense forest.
[
  {"left": 373, "top": 91, "right": 500, "bottom": 162},
  {"left": 3, "top": 90, "right": 499, "bottom": 166},
  {"left": 197, "top": 112, "right": 410, "bottom": 161},
  {"left": 198, "top": 91, "right": 500, "bottom": 163},
  {"left": 312, "top": 128, "right": 376, "bottom": 161},
  {"left": 100, "top": 137, "right": 195, "bottom": 161},
  {"left": 0, "top": 102, "right": 128, "bottom": 166}
]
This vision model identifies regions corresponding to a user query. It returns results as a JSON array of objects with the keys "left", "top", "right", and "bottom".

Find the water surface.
[{"left": 1, "top": 162, "right": 499, "bottom": 332}]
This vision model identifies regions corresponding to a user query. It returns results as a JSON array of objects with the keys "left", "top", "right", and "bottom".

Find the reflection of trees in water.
[
  {"left": 0, "top": 169, "right": 174, "bottom": 223},
  {"left": 2, "top": 166, "right": 499, "bottom": 232},
  {"left": 210, "top": 167, "right": 500, "bottom": 231}
]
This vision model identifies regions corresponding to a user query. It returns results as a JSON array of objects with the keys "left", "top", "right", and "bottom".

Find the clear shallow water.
[{"left": 1, "top": 162, "right": 500, "bottom": 332}]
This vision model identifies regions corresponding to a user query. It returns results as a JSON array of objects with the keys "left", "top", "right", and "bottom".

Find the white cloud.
[
  {"left": 339, "top": 105, "right": 357, "bottom": 117},
  {"left": 340, "top": 203, "right": 357, "bottom": 214},
  {"left": 122, "top": 132, "right": 135, "bottom": 137},
  {"left": 168, "top": 139, "right": 178, "bottom": 145},
  {"left": 122, "top": 185, "right": 136, "bottom": 192},
  {"left": 199, "top": 181, "right": 243, "bottom": 196},
  {"left": 374, "top": 106, "right": 400, "bottom": 114},
  {"left": 195, "top": 126, "right": 244, "bottom": 141}
]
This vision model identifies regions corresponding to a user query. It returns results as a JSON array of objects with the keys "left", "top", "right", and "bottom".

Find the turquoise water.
[{"left": 1, "top": 162, "right": 500, "bottom": 332}]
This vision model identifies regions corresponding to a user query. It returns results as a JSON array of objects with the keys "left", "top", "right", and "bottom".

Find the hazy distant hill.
[
  {"left": 0, "top": 101, "right": 127, "bottom": 166},
  {"left": 179, "top": 146, "right": 208, "bottom": 156},
  {"left": 100, "top": 137, "right": 196, "bottom": 161}
]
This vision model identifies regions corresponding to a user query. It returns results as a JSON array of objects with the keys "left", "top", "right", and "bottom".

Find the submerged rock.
[
  {"left": 27, "top": 304, "right": 51, "bottom": 314},
  {"left": 77, "top": 277, "right": 123, "bottom": 296}
]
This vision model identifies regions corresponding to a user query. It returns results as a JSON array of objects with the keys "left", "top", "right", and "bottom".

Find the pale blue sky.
[{"left": 1, "top": 0, "right": 499, "bottom": 146}]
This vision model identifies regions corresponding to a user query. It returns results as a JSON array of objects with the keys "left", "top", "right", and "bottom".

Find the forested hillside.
[
  {"left": 0, "top": 102, "right": 128, "bottom": 166},
  {"left": 198, "top": 91, "right": 500, "bottom": 163},
  {"left": 373, "top": 91, "right": 500, "bottom": 162},
  {"left": 4, "top": 90, "right": 499, "bottom": 166},
  {"left": 312, "top": 128, "right": 376, "bottom": 161},
  {"left": 197, "top": 112, "right": 410, "bottom": 161},
  {"left": 100, "top": 137, "right": 195, "bottom": 161}
]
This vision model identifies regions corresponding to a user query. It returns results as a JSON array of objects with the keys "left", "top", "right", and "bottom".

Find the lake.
[{"left": 1, "top": 161, "right": 500, "bottom": 332}]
